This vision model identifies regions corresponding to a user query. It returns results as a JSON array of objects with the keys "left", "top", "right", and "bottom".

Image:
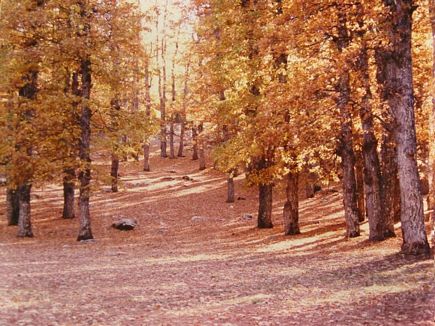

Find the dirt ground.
[{"left": 0, "top": 146, "right": 434, "bottom": 326}]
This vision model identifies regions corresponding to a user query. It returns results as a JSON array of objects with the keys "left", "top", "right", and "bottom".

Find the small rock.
[
  {"left": 237, "top": 196, "right": 246, "bottom": 201},
  {"left": 242, "top": 213, "right": 253, "bottom": 221},
  {"left": 182, "top": 176, "right": 194, "bottom": 181},
  {"left": 191, "top": 216, "right": 207, "bottom": 222},
  {"left": 112, "top": 218, "right": 137, "bottom": 231}
]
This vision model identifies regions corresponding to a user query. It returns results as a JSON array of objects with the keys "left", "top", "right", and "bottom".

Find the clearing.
[{"left": 0, "top": 146, "right": 434, "bottom": 325}]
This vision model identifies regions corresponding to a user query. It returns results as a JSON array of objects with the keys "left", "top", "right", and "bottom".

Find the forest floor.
[{"left": 0, "top": 144, "right": 434, "bottom": 326}]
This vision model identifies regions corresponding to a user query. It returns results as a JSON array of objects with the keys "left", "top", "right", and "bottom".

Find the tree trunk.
[
  {"left": 17, "top": 184, "right": 32, "bottom": 237},
  {"left": 380, "top": 131, "right": 401, "bottom": 229},
  {"left": 111, "top": 153, "right": 119, "bottom": 193},
  {"left": 198, "top": 123, "right": 206, "bottom": 170},
  {"left": 77, "top": 58, "right": 93, "bottom": 241},
  {"left": 355, "top": 151, "right": 366, "bottom": 223},
  {"left": 6, "top": 188, "right": 19, "bottom": 226},
  {"left": 178, "top": 121, "right": 185, "bottom": 157},
  {"left": 337, "top": 72, "right": 360, "bottom": 238},
  {"left": 192, "top": 127, "right": 199, "bottom": 160},
  {"left": 169, "top": 121, "right": 175, "bottom": 159},
  {"left": 357, "top": 45, "right": 390, "bottom": 240},
  {"left": 429, "top": 0, "right": 435, "bottom": 247},
  {"left": 143, "top": 144, "right": 150, "bottom": 171},
  {"left": 380, "top": 0, "right": 429, "bottom": 255},
  {"left": 283, "top": 171, "right": 300, "bottom": 235},
  {"left": 62, "top": 168, "right": 75, "bottom": 219},
  {"left": 226, "top": 173, "right": 235, "bottom": 203},
  {"left": 258, "top": 183, "right": 273, "bottom": 229},
  {"left": 335, "top": 12, "right": 360, "bottom": 238}
]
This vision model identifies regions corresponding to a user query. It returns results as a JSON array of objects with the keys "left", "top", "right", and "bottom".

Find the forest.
[{"left": 0, "top": 0, "right": 434, "bottom": 324}]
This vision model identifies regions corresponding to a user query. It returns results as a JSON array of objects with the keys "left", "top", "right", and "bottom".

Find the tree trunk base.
[
  {"left": 284, "top": 228, "right": 301, "bottom": 236},
  {"left": 77, "top": 231, "right": 94, "bottom": 241},
  {"left": 383, "top": 229, "right": 396, "bottom": 238},
  {"left": 258, "top": 221, "right": 273, "bottom": 229},
  {"left": 401, "top": 241, "right": 430, "bottom": 257},
  {"left": 348, "top": 231, "right": 360, "bottom": 238}
]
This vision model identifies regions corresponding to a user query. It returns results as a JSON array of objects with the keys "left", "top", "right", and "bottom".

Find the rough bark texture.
[
  {"left": 62, "top": 168, "right": 75, "bottom": 219},
  {"left": 283, "top": 171, "right": 300, "bottom": 235},
  {"left": 17, "top": 184, "right": 32, "bottom": 237},
  {"left": 111, "top": 153, "right": 119, "bottom": 193},
  {"left": 6, "top": 189, "right": 19, "bottom": 226},
  {"left": 337, "top": 72, "right": 360, "bottom": 238},
  {"left": 429, "top": 0, "right": 435, "bottom": 247},
  {"left": 380, "top": 0, "right": 429, "bottom": 255},
  {"left": 335, "top": 12, "right": 360, "bottom": 238},
  {"left": 77, "top": 58, "right": 93, "bottom": 241},
  {"left": 357, "top": 45, "right": 389, "bottom": 240}
]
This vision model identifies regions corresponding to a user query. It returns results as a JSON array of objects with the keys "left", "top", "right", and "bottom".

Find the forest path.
[{"left": 0, "top": 145, "right": 434, "bottom": 325}]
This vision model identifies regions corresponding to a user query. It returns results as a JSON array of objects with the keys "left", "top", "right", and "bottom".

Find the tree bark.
[
  {"left": 337, "top": 72, "right": 360, "bottom": 238},
  {"left": 169, "top": 121, "right": 175, "bottom": 159},
  {"left": 143, "top": 144, "right": 150, "bottom": 171},
  {"left": 257, "top": 156, "right": 273, "bottom": 228},
  {"left": 357, "top": 45, "right": 390, "bottom": 240},
  {"left": 380, "top": 0, "right": 429, "bottom": 255},
  {"left": 178, "top": 121, "right": 185, "bottom": 157},
  {"left": 111, "top": 153, "right": 119, "bottom": 193},
  {"left": 17, "top": 184, "right": 32, "bottom": 237},
  {"left": 226, "top": 175, "right": 235, "bottom": 203},
  {"left": 192, "top": 127, "right": 199, "bottom": 160},
  {"left": 283, "top": 171, "right": 300, "bottom": 235},
  {"left": 258, "top": 183, "right": 273, "bottom": 229},
  {"left": 77, "top": 57, "right": 93, "bottom": 241},
  {"left": 429, "top": 0, "right": 435, "bottom": 247},
  {"left": 355, "top": 151, "right": 366, "bottom": 223},
  {"left": 335, "top": 11, "right": 360, "bottom": 238},
  {"left": 6, "top": 188, "right": 19, "bottom": 226},
  {"left": 62, "top": 168, "right": 75, "bottom": 219}
]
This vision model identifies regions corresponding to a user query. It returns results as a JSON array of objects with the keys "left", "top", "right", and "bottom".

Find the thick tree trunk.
[
  {"left": 169, "top": 121, "right": 175, "bottom": 159},
  {"left": 77, "top": 58, "right": 93, "bottom": 241},
  {"left": 143, "top": 144, "right": 150, "bottom": 171},
  {"left": 335, "top": 12, "right": 360, "bottom": 238},
  {"left": 17, "top": 184, "right": 32, "bottom": 237},
  {"left": 258, "top": 183, "right": 273, "bottom": 229},
  {"left": 6, "top": 188, "right": 19, "bottom": 226},
  {"left": 226, "top": 174, "right": 235, "bottom": 203},
  {"left": 380, "top": 0, "right": 429, "bottom": 255},
  {"left": 337, "top": 72, "right": 360, "bottom": 238},
  {"left": 357, "top": 45, "right": 390, "bottom": 240},
  {"left": 111, "top": 153, "right": 119, "bottom": 193},
  {"left": 355, "top": 151, "right": 366, "bottom": 223},
  {"left": 62, "top": 168, "right": 75, "bottom": 219},
  {"left": 192, "top": 127, "right": 199, "bottom": 160},
  {"left": 283, "top": 171, "right": 300, "bottom": 235}
]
